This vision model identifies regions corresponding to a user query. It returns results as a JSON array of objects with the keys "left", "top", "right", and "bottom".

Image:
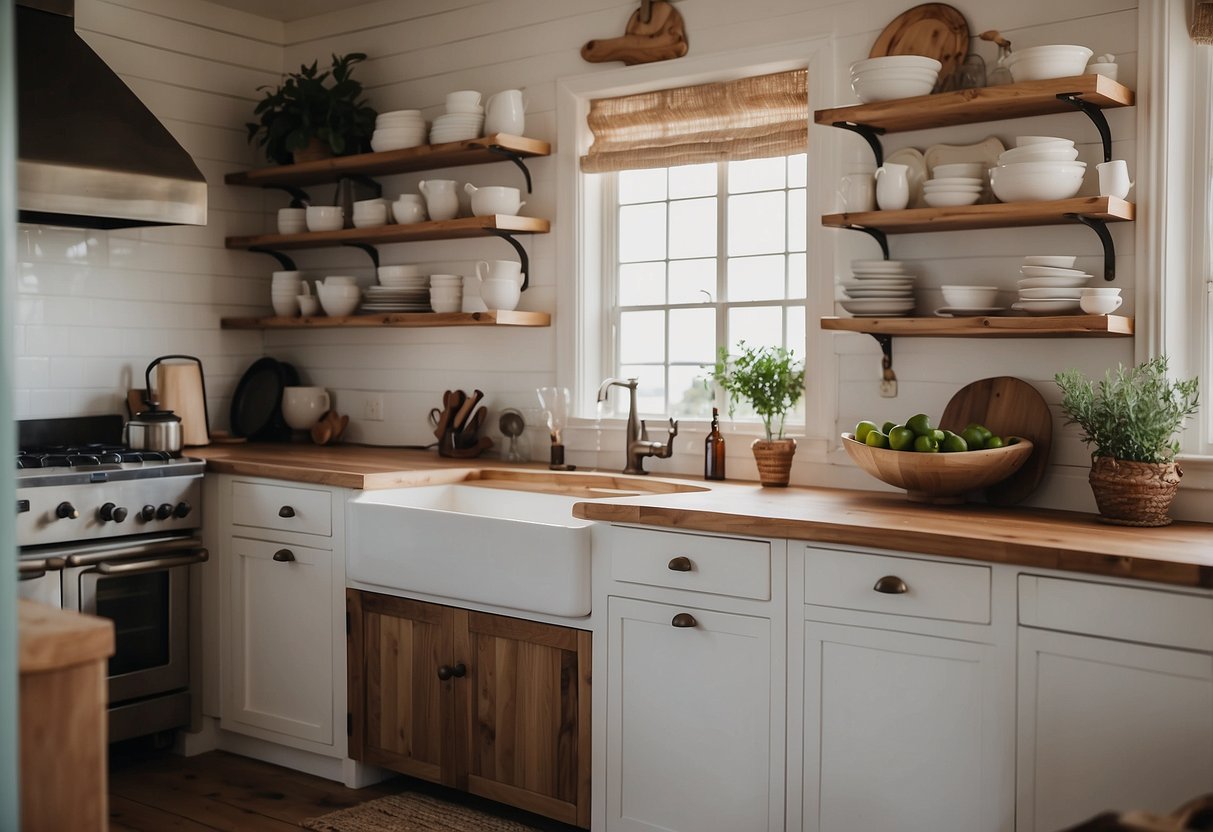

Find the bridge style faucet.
[{"left": 596, "top": 377, "right": 678, "bottom": 475}]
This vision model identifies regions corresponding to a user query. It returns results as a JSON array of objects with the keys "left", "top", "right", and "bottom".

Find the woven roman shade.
[{"left": 580, "top": 68, "right": 808, "bottom": 173}]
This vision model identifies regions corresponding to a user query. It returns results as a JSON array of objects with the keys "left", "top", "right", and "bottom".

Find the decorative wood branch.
[{"left": 581, "top": 1, "right": 688, "bottom": 66}]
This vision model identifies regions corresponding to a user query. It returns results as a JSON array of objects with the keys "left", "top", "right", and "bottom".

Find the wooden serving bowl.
[{"left": 841, "top": 433, "right": 1035, "bottom": 504}]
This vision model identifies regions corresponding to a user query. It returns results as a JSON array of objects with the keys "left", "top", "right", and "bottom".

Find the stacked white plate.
[
  {"left": 371, "top": 110, "right": 427, "bottom": 152},
  {"left": 840, "top": 259, "right": 916, "bottom": 317},
  {"left": 361, "top": 283, "right": 431, "bottom": 312},
  {"left": 990, "top": 137, "right": 1086, "bottom": 202},
  {"left": 1012, "top": 255, "right": 1091, "bottom": 315},
  {"left": 923, "top": 175, "right": 984, "bottom": 208},
  {"left": 430, "top": 112, "right": 484, "bottom": 144}
]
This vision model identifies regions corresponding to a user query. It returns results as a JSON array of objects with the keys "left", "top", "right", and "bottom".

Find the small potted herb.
[
  {"left": 1055, "top": 356, "right": 1199, "bottom": 526},
  {"left": 246, "top": 52, "right": 377, "bottom": 165},
  {"left": 708, "top": 342, "right": 805, "bottom": 487}
]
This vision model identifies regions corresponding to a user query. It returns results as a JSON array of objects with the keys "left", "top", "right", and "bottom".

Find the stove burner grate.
[{"left": 16, "top": 444, "right": 173, "bottom": 470}]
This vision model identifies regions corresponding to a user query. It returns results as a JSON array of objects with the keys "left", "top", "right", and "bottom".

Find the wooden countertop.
[
  {"left": 189, "top": 443, "right": 1213, "bottom": 589},
  {"left": 19, "top": 601, "right": 114, "bottom": 674}
]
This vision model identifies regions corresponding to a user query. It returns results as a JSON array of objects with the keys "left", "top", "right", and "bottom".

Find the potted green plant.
[
  {"left": 246, "top": 52, "right": 377, "bottom": 165},
  {"left": 708, "top": 342, "right": 805, "bottom": 487},
  {"left": 1055, "top": 356, "right": 1199, "bottom": 526}
]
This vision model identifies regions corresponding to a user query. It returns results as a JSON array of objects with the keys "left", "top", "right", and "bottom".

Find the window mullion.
[{"left": 715, "top": 161, "right": 729, "bottom": 411}]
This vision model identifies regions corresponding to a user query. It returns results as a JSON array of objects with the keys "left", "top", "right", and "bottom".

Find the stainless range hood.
[{"left": 16, "top": 0, "right": 208, "bottom": 229}]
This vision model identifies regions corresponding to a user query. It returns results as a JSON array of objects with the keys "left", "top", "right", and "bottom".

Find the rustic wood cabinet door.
[
  {"left": 347, "top": 590, "right": 456, "bottom": 786},
  {"left": 460, "top": 611, "right": 592, "bottom": 828}
]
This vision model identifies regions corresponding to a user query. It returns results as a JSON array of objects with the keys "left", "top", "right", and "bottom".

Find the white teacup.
[
  {"left": 475, "top": 259, "right": 523, "bottom": 285},
  {"left": 480, "top": 278, "right": 521, "bottom": 311},
  {"left": 281, "top": 386, "right": 331, "bottom": 430},
  {"left": 446, "top": 90, "right": 483, "bottom": 112},
  {"left": 1080, "top": 292, "right": 1123, "bottom": 315},
  {"left": 297, "top": 294, "right": 319, "bottom": 316},
  {"left": 1096, "top": 160, "right": 1133, "bottom": 200}
]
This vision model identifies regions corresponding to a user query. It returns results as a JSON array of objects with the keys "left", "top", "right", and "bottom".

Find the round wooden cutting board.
[
  {"left": 869, "top": 3, "right": 970, "bottom": 92},
  {"left": 939, "top": 376, "right": 1053, "bottom": 505}
]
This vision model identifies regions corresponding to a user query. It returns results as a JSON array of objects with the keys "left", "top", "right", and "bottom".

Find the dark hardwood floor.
[{"left": 108, "top": 744, "right": 582, "bottom": 831}]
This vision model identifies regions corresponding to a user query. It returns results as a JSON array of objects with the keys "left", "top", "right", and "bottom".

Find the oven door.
[
  {"left": 18, "top": 555, "right": 64, "bottom": 607},
  {"left": 62, "top": 537, "right": 207, "bottom": 705}
]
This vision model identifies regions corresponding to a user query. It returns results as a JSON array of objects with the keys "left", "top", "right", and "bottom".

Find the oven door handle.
[
  {"left": 94, "top": 549, "right": 209, "bottom": 576},
  {"left": 19, "top": 556, "right": 65, "bottom": 581}
]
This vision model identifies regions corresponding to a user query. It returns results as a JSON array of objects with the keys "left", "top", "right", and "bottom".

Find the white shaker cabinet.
[{"left": 1016, "top": 575, "right": 1213, "bottom": 832}]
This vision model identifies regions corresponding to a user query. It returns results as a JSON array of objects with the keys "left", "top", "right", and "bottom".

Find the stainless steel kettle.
[{"left": 125, "top": 359, "right": 184, "bottom": 455}]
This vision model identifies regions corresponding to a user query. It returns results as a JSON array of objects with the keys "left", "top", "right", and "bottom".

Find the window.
[{"left": 605, "top": 155, "right": 807, "bottom": 420}]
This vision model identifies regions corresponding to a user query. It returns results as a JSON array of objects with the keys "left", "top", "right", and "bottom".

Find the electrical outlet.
[
  {"left": 363, "top": 393, "right": 384, "bottom": 421},
  {"left": 879, "top": 379, "right": 898, "bottom": 398}
]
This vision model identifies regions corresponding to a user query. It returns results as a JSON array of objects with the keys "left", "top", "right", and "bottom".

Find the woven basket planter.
[
  {"left": 292, "top": 137, "right": 333, "bottom": 163},
  {"left": 1088, "top": 456, "right": 1183, "bottom": 527},
  {"left": 751, "top": 438, "right": 797, "bottom": 487}
]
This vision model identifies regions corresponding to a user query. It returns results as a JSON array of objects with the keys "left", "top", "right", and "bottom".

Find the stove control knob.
[
  {"left": 173, "top": 501, "right": 192, "bottom": 519},
  {"left": 55, "top": 501, "right": 79, "bottom": 520},
  {"left": 99, "top": 502, "right": 128, "bottom": 523},
  {"left": 156, "top": 503, "right": 174, "bottom": 521},
  {"left": 139, "top": 505, "right": 157, "bottom": 523}
]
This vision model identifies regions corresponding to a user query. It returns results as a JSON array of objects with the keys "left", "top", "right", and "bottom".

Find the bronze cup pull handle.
[
  {"left": 278, "top": 505, "right": 295, "bottom": 518},
  {"left": 667, "top": 556, "right": 693, "bottom": 572},
  {"left": 671, "top": 612, "right": 697, "bottom": 628},
  {"left": 437, "top": 662, "right": 467, "bottom": 681},
  {"left": 873, "top": 575, "right": 908, "bottom": 594},
  {"left": 272, "top": 548, "right": 296, "bottom": 563}
]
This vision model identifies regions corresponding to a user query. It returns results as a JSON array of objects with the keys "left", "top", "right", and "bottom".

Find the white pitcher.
[
  {"left": 475, "top": 259, "right": 523, "bottom": 286},
  {"left": 417, "top": 179, "right": 459, "bottom": 221},
  {"left": 484, "top": 89, "right": 527, "bottom": 136},
  {"left": 874, "top": 163, "right": 910, "bottom": 211}
]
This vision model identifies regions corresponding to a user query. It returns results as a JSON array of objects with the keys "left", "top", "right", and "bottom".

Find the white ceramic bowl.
[
  {"left": 1013, "top": 299, "right": 1081, "bottom": 315},
  {"left": 924, "top": 191, "right": 981, "bottom": 207},
  {"left": 850, "top": 55, "right": 943, "bottom": 73},
  {"left": 926, "top": 176, "right": 983, "bottom": 186},
  {"left": 1022, "top": 255, "right": 1077, "bottom": 268},
  {"left": 1081, "top": 287, "right": 1122, "bottom": 296},
  {"left": 306, "top": 206, "right": 343, "bottom": 232},
  {"left": 1018, "top": 275, "right": 1092, "bottom": 290},
  {"left": 850, "top": 67, "right": 941, "bottom": 82},
  {"left": 931, "top": 163, "right": 984, "bottom": 179},
  {"left": 923, "top": 182, "right": 983, "bottom": 191},
  {"left": 851, "top": 73, "right": 938, "bottom": 102},
  {"left": 1006, "top": 45, "right": 1093, "bottom": 82},
  {"left": 377, "top": 109, "right": 424, "bottom": 123},
  {"left": 469, "top": 185, "right": 524, "bottom": 216},
  {"left": 379, "top": 264, "right": 424, "bottom": 279},
  {"left": 317, "top": 285, "right": 361, "bottom": 317},
  {"left": 1020, "top": 265, "right": 1088, "bottom": 278},
  {"left": 1016, "top": 135, "right": 1073, "bottom": 147},
  {"left": 1019, "top": 287, "right": 1084, "bottom": 299},
  {"left": 1080, "top": 294, "right": 1123, "bottom": 315},
  {"left": 942, "top": 285, "right": 1000, "bottom": 307},
  {"left": 371, "top": 132, "right": 427, "bottom": 153},
  {"left": 998, "top": 145, "right": 1080, "bottom": 165},
  {"left": 990, "top": 163, "right": 1086, "bottom": 202},
  {"left": 277, "top": 207, "right": 306, "bottom": 234}
]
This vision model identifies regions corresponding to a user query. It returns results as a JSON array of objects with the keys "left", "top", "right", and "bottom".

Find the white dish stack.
[
  {"left": 363, "top": 265, "right": 430, "bottom": 312},
  {"left": 428, "top": 274, "right": 464, "bottom": 313},
  {"left": 371, "top": 110, "right": 427, "bottom": 152},
  {"left": 923, "top": 162, "right": 984, "bottom": 208},
  {"left": 839, "top": 259, "right": 917, "bottom": 317},
  {"left": 430, "top": 90, "right": 485, "bottom": 144},
  {"left": 989, "top": 137, "right": 1086, "bottom": 202},
  {"left": 270, "top": 270, "right": 304, "bottom": 317},
  {"left": 1012, "top": 255, "right": 1092, "bottom": 315}
]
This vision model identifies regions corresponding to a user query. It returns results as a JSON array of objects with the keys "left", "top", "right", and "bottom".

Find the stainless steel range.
[{"left": 16, "top": 415, "right": 206, "bottom": 742}]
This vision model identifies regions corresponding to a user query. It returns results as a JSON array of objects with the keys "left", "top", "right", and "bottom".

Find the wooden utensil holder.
[{"left": 438, "top": 429, "right": 493, "bottom": 458}]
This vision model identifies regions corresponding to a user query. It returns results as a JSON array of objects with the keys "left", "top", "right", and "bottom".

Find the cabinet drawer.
[
  {"left": 805, "top": 546, "right": 990, "bottom": 624},
  {"left": 610, "top": 526, "right": 770, "bottom": 600},
  {"left": 231, "top": 480, "right": 332, "bottom": 537},
  {"left": 1019, "top": 575, "right": 1213, "bottom": 652}
]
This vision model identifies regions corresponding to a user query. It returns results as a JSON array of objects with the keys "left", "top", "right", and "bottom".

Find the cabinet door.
[
  {"left": 607, "top": 597, "right": 779, "bottom": 832},
  {"left": 460, "top": 611, "right": 591, "bottom": 828},
  {"left": 225, "top": 537, "right": 333, "bottom": 745},
  {"left": 347, "top": 591, "right": 456, "bottom": 786},
  {"left": 1017, "top": 628, "right": 1213, "bottom": 832},
  {"left": 802, "top": 622, "right": 1011, "bottom": 832}
]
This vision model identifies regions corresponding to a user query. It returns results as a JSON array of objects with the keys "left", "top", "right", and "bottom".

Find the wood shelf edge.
[
  {"left": 821, "top": 197, "right": 1134, "bottom": 234},
  {"left": 225, "top": 215, "right": 551, "bottom": 250},
  {"left": 819, "top": 315, "right": 1134, "bottom": 337},
  {"left": 221, "top": 310, "right": 552, "bottom": 329}
]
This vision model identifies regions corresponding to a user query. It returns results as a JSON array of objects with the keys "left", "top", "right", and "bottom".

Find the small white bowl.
[
  {"left": 467, "top": 185, "right": 524, "bottom": 216},
  {"left": 306, "top": 205, "right": 343, "bottom": 232},
  {"left": 931, "top": 163, "right": 984, "bottom": 179},
  {"left": 1019, "top": 287, "right": 1084, "bottom": 299},
  {"left": 924, "top": 191, "right": 981, "bottom": 207},
  {"left": 851, "top": 74, "right": 938, "bottom": 103},
  {"left": 278, "top": 207, "right": 306, "bottom": 234},
  {"left": 998, "top": 144, "right": 1081, "bottom": 165},
  {"left": 1080, "top": 294, "right": 1123, "bottom": 315},
  {"left": 1020, "top": 265, "right": 1089, "bottom": 278},
  {"left": 942, "top": 285, "right": 1000, "bottom": 307},
  {"left": 1006, "top": 45, "right": 1094, "bottom": 82},
  {"left": 926, "top": 176, "right": 983, "bottom": 187},
  {"left": 850, "top": 55, "right": 942, "bottom": 73},
  {"left": 1022, "top": 255, "right": 1077, "bottom": 268},
  {"left": 1016, "top": 136, "right": 1074, "bottom": 147},
  {"left": 1013, "top": 299, "right": 1082, "bottom": 315}
]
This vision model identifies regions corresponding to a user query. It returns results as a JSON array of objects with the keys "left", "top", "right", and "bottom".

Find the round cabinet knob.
[
  {"left": 99, "top": 502, "right": 128, "bottom": 523},
  {"left": 671, "top": 612, "right": 698, "bottom": 628},
  {"left": 872, "top": 575, "right": 909, "bottom": 595},
  {"left": 55, "top": 502, "right": 79, "bottom": 520},
  {"left": 156, "top": 503, "right": 174, "bottom": 521},
  {"left": 173, "top": 501, "right": 192, "bottom": 519},
  {"left": 667, "top": 556, "right": 693, "bottom": 572},
  {"left": 436, "top": 663, "right": 467, "bottom": 681},
  {"left": 278, "top": 505, "right": 295, "bottom": 518},
  {"left": 139, "top": 505, "right": 157, "bottom": 523},
  {"left": 272, "top": 549, "right": 295, "bottom": 563}
]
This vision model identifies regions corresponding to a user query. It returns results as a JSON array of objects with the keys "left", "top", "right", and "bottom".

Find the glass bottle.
[
  {"left": 704, "top": 407, "right": 726, "bottom": 481},
  {"left": 988, "top": 43, "right": 1014, "bottom": 86}
]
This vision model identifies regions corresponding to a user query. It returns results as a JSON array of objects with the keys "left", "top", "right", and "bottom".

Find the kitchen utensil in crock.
[{"left": 149, "top": 355, "right": 209, "bottom": 446}]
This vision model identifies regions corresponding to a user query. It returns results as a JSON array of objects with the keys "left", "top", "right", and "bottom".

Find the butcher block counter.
[{"left": 190, "top": 443, "right": 1213, "bottom": 589}]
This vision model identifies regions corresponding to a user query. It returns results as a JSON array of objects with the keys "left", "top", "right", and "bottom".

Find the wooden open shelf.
[
  {"left": 814, "top": 75, "right": 1134, "bottom": 134},
  {"left": 224, "top": 134, "right": 551, "bottom": 188},
  {"left": 821, "top": 314, "right": 1134, "bottom": 338},
  {"left": 221, "top": 310, "right": 551, "bottom": 330},
  {"left": 821, "top": 196, "right": 1133, "bottom": 235},
  {"left": 226, "top": 215, "right": 550, "bottom": 251}
]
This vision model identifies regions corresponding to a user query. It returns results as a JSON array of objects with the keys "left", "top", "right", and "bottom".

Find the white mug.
[
  {"left": 445, "top": 90, "right": 483, "bottom": 112},
  {"left": 475, "top": 259, "right": 523, "bottom": 286},
  {"left": 838, "top": 173, "right": 876, "bottom": 212},
  {"left": 281, "top": 386, "right": 330, "bottom": 430},
  {"left": 1096, "top": 160, "right": 1133, "bottom": 200},
  {"left": 875, "top": 163, "right": 910, "bottom": 211},
  {"left": 297, "top": 294, "right": 319, "bottom": 316},
  {"left": 484, "top": 89, "right": 526, "bottom": 135},
  {"left": 418, "top": 179, "right": 459, "bottom": 221},
  {"left": 480, "top": 278, "right": 521, "bottom": 311}
]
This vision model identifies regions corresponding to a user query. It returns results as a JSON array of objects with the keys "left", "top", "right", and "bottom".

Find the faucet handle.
[
  {"left": 666, "top": 417, "right": 678, "bottom": 438},
  {"left": 639, "top": 419, "right": 650, "bottom": 441}
]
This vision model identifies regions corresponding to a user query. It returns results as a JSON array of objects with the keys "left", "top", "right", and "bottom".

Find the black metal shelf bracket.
[
  {"left": 341, "top": 242, "right": 380, "bottom": 269},
  {"left": 1056, "top": 94, "right": 1113, "bottom": 162},
  {"left": 487, "top": 145, "right": 534, "bottom": 193},
  {"left": 485, "top": 230, "right": 531, "bottom": 291},
  {"left": 264, "top": 184, "right": 312, "bottom": 207},
  {"left": 249, "top": 247, "right": 297, "bottom": 271},
  {"left": 832, "top": 121, "right": 887, "bottom": 168},
  {"left": 847, "top": 225, "right": 890, "bottom": 260},
  {"left": 871, "top": 333, "right": 897, "bottom": 397},
  {"left": 1065, "top": 213, "right": 1116, "bottom": 282}
]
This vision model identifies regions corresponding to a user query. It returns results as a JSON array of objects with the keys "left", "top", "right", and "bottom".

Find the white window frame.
[{"left": 555, "top": 37, "right": 839, "bottom": 454}]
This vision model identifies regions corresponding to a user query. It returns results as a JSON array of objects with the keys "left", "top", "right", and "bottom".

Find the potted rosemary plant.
[
  {"left": 1055, "top": 356, "right": 1199, "bottom": 526},
  {"left": 708, "top": 342, "right": 806, "bottom": 487},
  {"left": 246, "top": 52, "right": 377, "bottom": 165}
]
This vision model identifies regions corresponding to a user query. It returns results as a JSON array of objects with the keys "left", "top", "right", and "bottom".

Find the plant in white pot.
[
  {"left": 708, "top": 342, "right": 805, "bottom": 487},
  {"left": 1055, "top": 356, "right": 1199, "bottom": 526}
]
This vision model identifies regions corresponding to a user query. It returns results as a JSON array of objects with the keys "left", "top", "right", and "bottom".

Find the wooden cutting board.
[
  {"left": 869, "top": 3, "right": 969, "bottom": 93},
  {"left": 939, "top": 376, "right": 1052, "bottom": 505}
]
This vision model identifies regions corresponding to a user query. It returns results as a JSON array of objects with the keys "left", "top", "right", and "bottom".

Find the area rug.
[{"left": 301, "top": 792, "right": 542, "bottom": 832}]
